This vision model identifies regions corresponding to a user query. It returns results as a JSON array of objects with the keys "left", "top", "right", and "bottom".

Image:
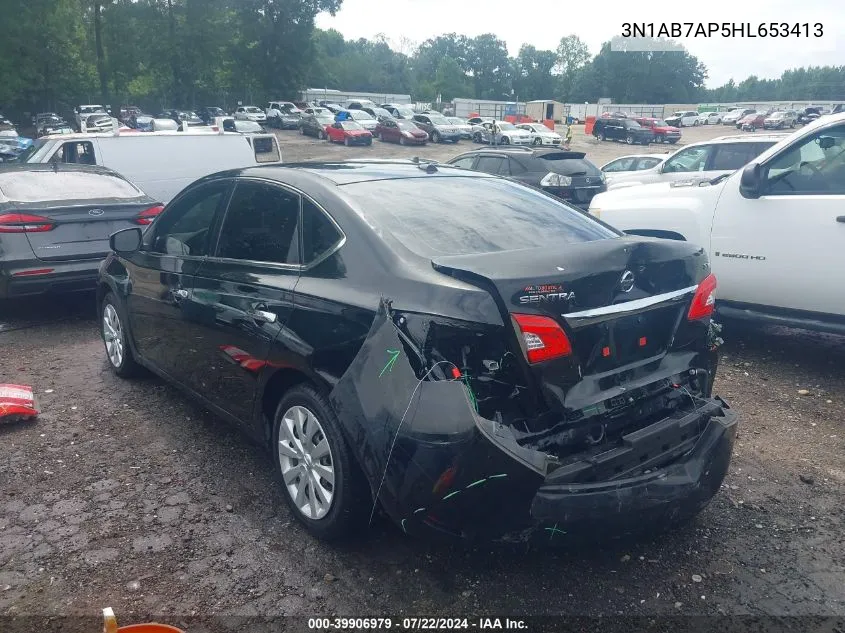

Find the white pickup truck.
[{"left": 589, "top": 112, "right": 845, "bottom": 334}]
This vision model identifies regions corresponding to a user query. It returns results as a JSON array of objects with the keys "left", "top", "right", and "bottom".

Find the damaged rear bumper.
[
  {"left": 530, "top": 399, "right": 737, "bottom": 536},
  {"left": 329, "top": 301, "right": 738, "bottom": 544}
]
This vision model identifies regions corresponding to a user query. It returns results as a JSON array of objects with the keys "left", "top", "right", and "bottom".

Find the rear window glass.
[
  {"left": 0, "top": 170, "right": 143, "bottom": 202},
  {"left": 341, "top": 176, "right": 618, "bottom": 257},
  {"left": 539, "top": 154, "right": 599, "bottom": 176}
]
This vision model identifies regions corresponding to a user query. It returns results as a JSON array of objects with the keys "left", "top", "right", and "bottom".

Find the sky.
[{"left": 315, "top": 0, "right": 842, "bottom": 89}]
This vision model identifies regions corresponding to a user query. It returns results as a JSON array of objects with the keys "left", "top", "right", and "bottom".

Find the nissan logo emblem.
[
  {"left": 88, "top": 209, "right": 105, "bottom": 216},
  {"left": 619, "top": 270, "right": 635, "bottom": 293}
]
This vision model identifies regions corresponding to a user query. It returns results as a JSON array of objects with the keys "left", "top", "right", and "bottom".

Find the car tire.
[
  {"left": 655, "top": 134, "right": 664, "bottom": 144},
  {"left": 399, "top": 136, "right": 406, "bottom": 145},
  {"left": 299, "top": 127, "right": 305, "bottom": 135},
  {"left": 366, "top": 139, "right": 372, "bottom": 146},
  {"left": 533, "top": 137, "right": 542, "bottom": 146},
  {"left": 669, "top": 139, "right": 679, "bottom": 144},
  {"left": 432, "top": 131, "right": 441, "bottom": 143},
  {"left": 344, "top": 137, "right": 350, "bottom": 146},
  {"left": 626, "top": 134, "right": 635, "bottom": 145},
  {"left": 272, "top": 384, "right": 367, "bottom": 541},
  {"left": 101, "top": 292, "right": 141, "bottom": 379},
  {"left": 599, "top": 131, "right": 606, "bottom": 141},
  {"left": 501, "top": 136, "right": 510, "bottom": 145},
  {"left": 790, "top": 121, "right": 795, "bottom": 129},
  {"left": 319, "top": 130, "right": 326, "bottom": 140},
  {"left": 473, "top": 132, "right": 482, "bottom": 143}
]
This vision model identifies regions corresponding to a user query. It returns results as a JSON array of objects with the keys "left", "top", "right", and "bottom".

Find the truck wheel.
[
  {"left": 655, "top": 134, "right": 664, "bottom": 144},
  {"left": 626, "top": 134, "right": 635, "bottom": 145}
]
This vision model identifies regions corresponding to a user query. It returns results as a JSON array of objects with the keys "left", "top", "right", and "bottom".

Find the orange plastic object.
[
  {"left": 585, "top": 116, "right": 596, "bottom": 135},
  {"left": 543, "top": 119, "right": 555, "bottom": 131}
]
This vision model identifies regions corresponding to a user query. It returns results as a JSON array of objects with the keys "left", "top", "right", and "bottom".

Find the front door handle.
[
  {"left": 837, "top": 216, "right": 845, "bottom": 223},
  {"left": 171, "top": 288, "right": 189, "bottom": 303},
  {"left": 249, "top": 305, "right": 277, "bottom": 324}
]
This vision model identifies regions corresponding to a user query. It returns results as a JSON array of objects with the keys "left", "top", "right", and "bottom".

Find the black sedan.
[
  {"left": 447, "top": 147, "right": 607, "bottom": 210},
  {"left": 0, "top": 164, "right": 161, "bottom": 298},
  {"left": 98, "top": 160, "right": 736, "bottom": 543},
  {"left": 299, "top": 112, "right": 335, "bottom": 139}
]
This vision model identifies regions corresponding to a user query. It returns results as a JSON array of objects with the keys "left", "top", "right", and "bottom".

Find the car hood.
[
  {"left": 433, "top": 124, "right": 459, "bottom": 132},
  {"left": 591, "top": 178, "right": 727, "bottom": 211},
  {"left": 653, "top": 126, "right": 680, "bottom": 133},
  {"left": 346, "top": 129, "right": 371, "bottom": 136}
]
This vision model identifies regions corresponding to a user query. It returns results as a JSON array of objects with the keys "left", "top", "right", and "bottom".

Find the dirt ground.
[{"left": 1, "top": 122, "right": 843, "bottom": 632}]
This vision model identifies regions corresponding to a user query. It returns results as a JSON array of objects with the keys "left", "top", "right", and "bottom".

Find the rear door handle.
[
  {"left": 837, "top": 216, "right": 845, "bottom": 223},
  {"left": 249, "top": 304, "right": 277, "bottom": 324}
]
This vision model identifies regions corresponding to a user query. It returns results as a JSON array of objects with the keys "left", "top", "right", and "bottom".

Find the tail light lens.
[
  {"left": 539, "top": 172, "right": 573, "bottom": 187},
  {"left": 0, "top": 213, "right": 55, "bottom": 233},
  {"left": 512, "top": 314, "right": 572, "bottom": 363},
  {"left": 134, "top": 205, "right": 165, "bottom": 226},
  {"left": 688, "top": 274, "right": 717, "bottom": 320}
]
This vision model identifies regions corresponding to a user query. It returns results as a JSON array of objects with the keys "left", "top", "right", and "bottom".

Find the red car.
[
  {"left": 633, "top": 117, "right": 681, "bottom": 144},
  {"left": 326, "top": 120, "right": 373, "bottom": 145},
  {"left": 738, "top": 112, "right": 767, "bottom": 131},
  {"left": 375, "top": 118, "right": 428, "bottom": 145}
]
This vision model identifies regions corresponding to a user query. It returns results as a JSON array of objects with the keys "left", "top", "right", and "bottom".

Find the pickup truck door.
[{"left": 709, "top": 122, "right": 845, "bottom": 317}]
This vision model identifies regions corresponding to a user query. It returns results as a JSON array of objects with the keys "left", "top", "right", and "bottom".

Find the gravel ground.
[{"left": 1, "top": 122, "right": 843, "bottom": 631}]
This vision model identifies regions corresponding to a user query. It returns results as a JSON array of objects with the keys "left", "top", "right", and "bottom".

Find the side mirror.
[
  {"left": 739, "top": 163, "right": 763, "bottom": 199},
  {"left": 110, "top": 227, "right": 143, "bottom": 253}
]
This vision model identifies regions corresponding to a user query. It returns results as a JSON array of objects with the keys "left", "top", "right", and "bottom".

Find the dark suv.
[
  {"left": 447, "top": 147, "right": 606, "bottom": 209},
  {"left": 593, "top": 118, "right": 654, "bottom": 145}
]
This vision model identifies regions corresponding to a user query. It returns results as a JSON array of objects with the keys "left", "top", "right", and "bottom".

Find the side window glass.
[
  {"left": 765, "top": 125, "right": 845, "bottom": 195},
  {"left": 663, "top": 147, "right": 709, "bottom": 173},
  {"left": 709, "top": 144, "right": 758, "bottom": 171},
  {"left": 450, "top": 156, "right": 475, "bottom": 170},
  {"left": 604, "top": 157, "right": 635, "bottom": 172},
  {"left": 151, "top": 182, "right": 229, "bottom": 256},
  {"left": 638, "top": 158, "right": 661, "bottom": 170},
  {"left": 301, "top": 199, "right": 343, "bottom": 265},
  {"left": 216, "top": 181, "right": 300, "bottom": 264},
  {"left": 475, "top": 156, "right": 504, "bottom": 174}
]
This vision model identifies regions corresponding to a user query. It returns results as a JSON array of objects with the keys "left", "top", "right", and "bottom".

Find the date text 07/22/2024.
[{"left": 621, "top": 22, "right": 823, "bottom": 38}]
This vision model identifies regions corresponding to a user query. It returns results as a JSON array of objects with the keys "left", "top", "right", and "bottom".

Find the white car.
[
  {"left": 74, "top": 104, "right": 107, "bottom": 130},
  {"left": 516, "top": 123, "right": 562, "bottom": 146},
  {"left": 235, "top": 106, "right": 267, "bottom": 123},
  {"left": 698, "top": 111, "right": 723, "bottom": 125},
  {"left": 601, "top": 153, "right": 670, "bottom": 173},
  {"left": 666, "top": 111, "right": 700, "bottom": 127},
  {"left": 721, "top": 108, "right": 756, "bottom": 125},
  {"left": 346, "top": 109, "right": 378, "bottom": 132},
  {"left": 604, "top": 134, "right": 787, "bottom": 190},
  {"left": 266, "top": 101, "right": 302, "bottom": 127},
  {"left": 588, "top": 113, "right": 845, "bottom": 333},
  {"left": 471, "top": 121, "right": 532, "bottom": 145},
  {"left": 446, "top": 117, "right": 474, "bottom": 139}
]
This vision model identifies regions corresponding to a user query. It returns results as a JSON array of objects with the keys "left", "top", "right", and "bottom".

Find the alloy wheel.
[
  {"left": 278, "top": 405, "right": 335, "bottom": 520},
  {"left": 103, "top": 304, "right": 124, "bottom": 368}
]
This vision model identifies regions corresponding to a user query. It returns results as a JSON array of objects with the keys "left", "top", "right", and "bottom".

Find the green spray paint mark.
[
  {"left": 442, "top": 490, "right": 461, "bottom": 501},
  {"left": 465, "top": 478, "right": 488, "bottom": 489},
  {"left": 379, "top": 349, "right": 400, "bottom": 377},
  {"left": 545, "top": 524, "right": 566, "bottom": 540},
  {"left": 488, "top": 473, "right": 509, "bottom": 479}
]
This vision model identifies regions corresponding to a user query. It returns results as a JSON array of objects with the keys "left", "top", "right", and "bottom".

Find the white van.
[{"left": 19, "top": 130, "right": 282, "bottom": 203}]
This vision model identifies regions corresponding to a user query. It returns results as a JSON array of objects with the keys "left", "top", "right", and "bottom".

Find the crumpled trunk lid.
[{"left": 431, "top": 236, "right": 709, "bottom": 408}]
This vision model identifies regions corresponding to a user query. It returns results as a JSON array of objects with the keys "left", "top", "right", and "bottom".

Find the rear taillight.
[
  {"left": 688, "top": 274, "right": 717, "bottom": 320},
  {"left": 512, "top": 314, "right": 572, "bottom": 363},
  {"left": 134, "top": 205, "right": 165, "bottom": 226},
  {"left": 0, "top": 213, "right": 55, "bottom": 233}
]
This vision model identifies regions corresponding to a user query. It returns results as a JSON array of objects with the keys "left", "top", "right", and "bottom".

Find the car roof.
[
  {"left": 202, "top": 159, "right": 499, "bottom": 187},
  {"left": 688, "top": 133, "right": 789, "bottom": 145}
]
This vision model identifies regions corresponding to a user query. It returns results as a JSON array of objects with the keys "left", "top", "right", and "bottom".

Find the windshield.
[
  {"left": 769, "top": 112, "right": 784, "bottom": 118},
  {"left": 79, "top": 106, "right": 104, "bottom": 114},
  {"left": 372, "top": 108, "right": 392, "bottom": 118},
  {"left": 14, "top": 140, "right": 46, "bottom": 162},
  {"left": 235, "top": 120, "right": 263, "bottom": 132},
  {"left": 427, "top": 114, "right": 449, "bottom": 125},
  {"left": 245, "top": 107, "right": 262, "bottom": 113},
  {"left": 316, "top": 115, "right": 335, "bottom": 124},
  {"left": 497, "top": 122, "right": 517, "bottom": 131},
  {"left": 447, "top": 117, "right": 465, "bottom": 125},
  {"left": 539, "top": 154, "right": 600, "bottom": 176},
  {"left": 342, "top": 177, "right": 618, "bottom": 258},
  {"left": 340, "top": 121, "right": 364, "bottom": 130},
  {"left": 624, "top": 120, "right": 642, "bottom": 128},
  {"left": 654, "top": 119, "right": 668, "bottom": 126},
  {"left": 396, "top": 120, "right": 419, "bottom": 131},
  {"left": 350, "top": 111, "right": 374, "bottom": 121},
  {"left": 395, "top": 107, "right": 414, "bottom": 118}
]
